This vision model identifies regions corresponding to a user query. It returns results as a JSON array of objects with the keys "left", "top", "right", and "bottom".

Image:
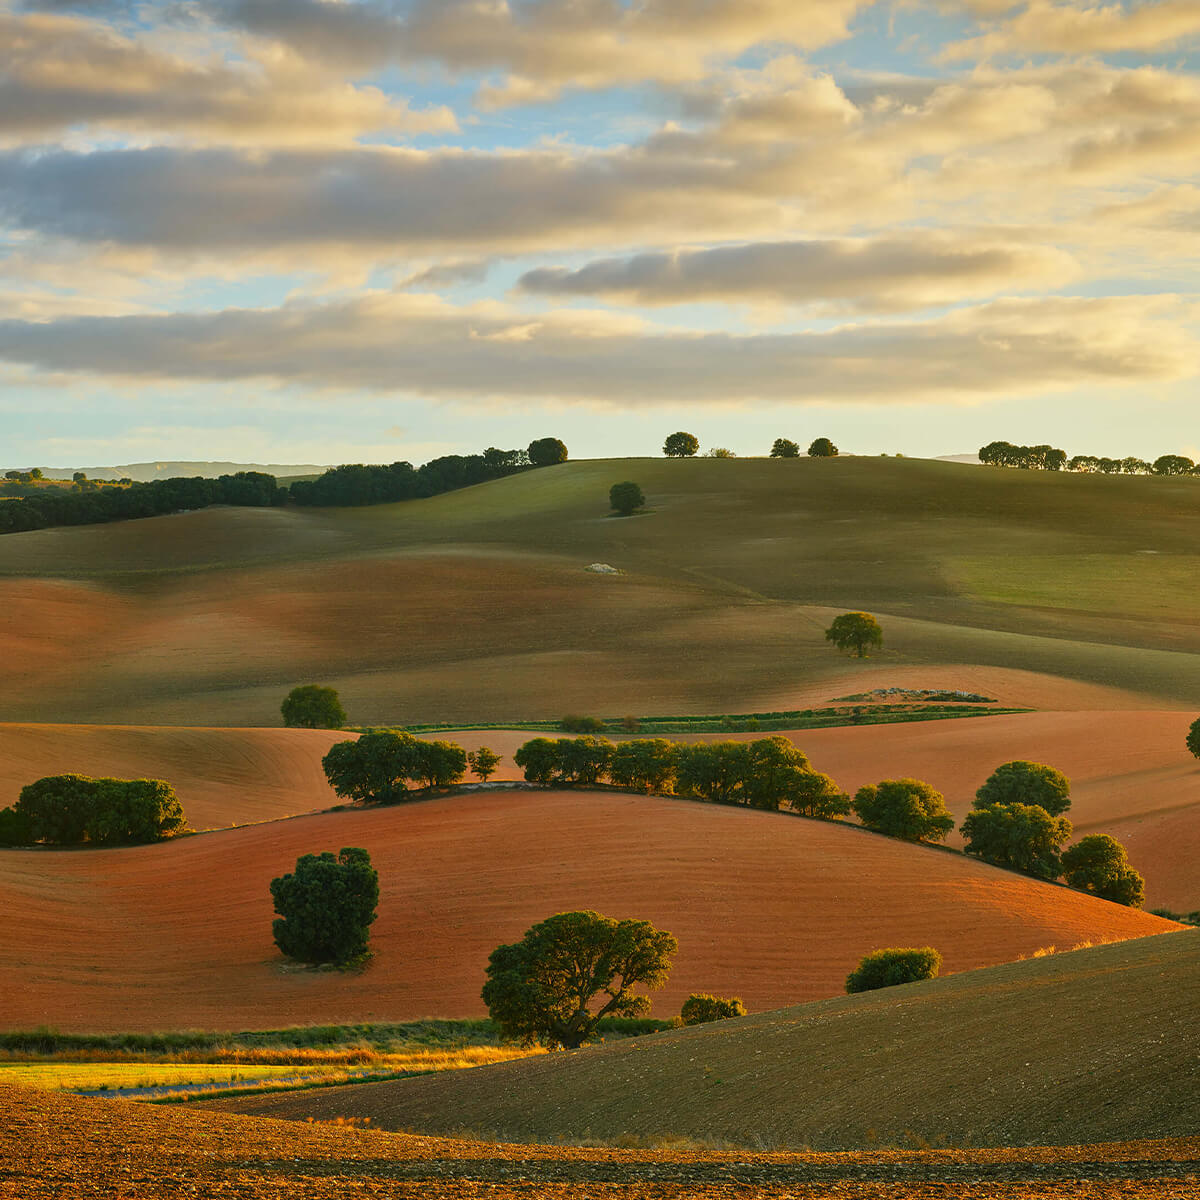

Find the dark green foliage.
[
  {"left": 770, "top": 438, "right": 800, "bottom": 458},
  {"left": 807, "top": 438, "right": 838, "bottom": 457},
  {"left": 609, "top": 481, "right": 645, "bottom": 515},
  {"left": 979, "top": 441, "right": 1067, "bottom": 470},
  {"left": 845, "top": 947, "right": 942, "bottom": 993},
  {"left": 0, "top": 806, "right": 33, "bottom": 846},
  {"left": 322, "top": 731, "right": 467, "bottom": 801},
  {"left": 281, "top": 685, "right": 346, "bottom": 730},
  {"left": 467, "top": 747, "right": 501, "bottom": 781},
  {"left": 559, "top": 715, "right": 606, "bottom": 733},
  {"left": 481, "top": 910, "right": 677, "bottom": 1048},
  {"left": 270, "top": 847, "right": 379, "bottom": 966},
  {"left": 0, "top": 471, "right": 280, "bottom": 535},
  {"left": 514, "top": 737, "right": 559, "bottom": 784},
  {"left": 961, "top": 803, "right": 1072, "bottom": 879},
  {"left": 14, "top": 774, "right": 186, "bottom": 845},
  {"left": 555, "top": 736, "right": 614, "bottom": 784},
  {"left": 663, "top": 432, "right": 699, "bottom": 457},
  {"left": 680, "top": 993, "right": 747, "bottom": 1025},
  {"left": 825, "top": 611, "right": 882, "bottom": 658},
  {"left": 528, "top": 437, "right": 568, "bottom": 467},
  {"left": 1150, "top": 908, "right": 1200, "bottom": 926},
  {"left": 742, "top": 736, "right": 823, "bottom": 812},
  {"left": 608, "top": 739, "right": 678, "bottom": 793},
  {"left": 852, "top": 778, "right": 954, "bottom": 842},
  {"left": 1152, "top": 454, "right": 1195, "bottom": 476},
  {"left": 1061, "top": 835, "right": 1145, "bottom": 907},
  {"left": 975, "top": 760, "right": 1071, "bottom": 816},
  {"left": 674, "top": 740, "right": 752, "bottom": 804},
  {"left": 788, "top": 770, "right": 852, "bottom": 818},
  {"left": 1186, "top": 716, "right": 1200, "bottom": 760}
]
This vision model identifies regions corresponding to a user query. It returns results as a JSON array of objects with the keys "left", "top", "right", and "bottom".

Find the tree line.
[{"left": 980, "top": 440, "right": 1197, "bottom": 476}]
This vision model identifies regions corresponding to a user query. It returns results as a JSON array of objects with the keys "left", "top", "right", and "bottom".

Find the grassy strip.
[{"left": 371, "top": 704, "right": 1030, "bottom": 736}]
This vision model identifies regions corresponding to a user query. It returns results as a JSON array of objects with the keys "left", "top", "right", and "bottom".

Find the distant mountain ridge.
[{"left": 27, "top": 461, "right": 330, "bottom": 482}]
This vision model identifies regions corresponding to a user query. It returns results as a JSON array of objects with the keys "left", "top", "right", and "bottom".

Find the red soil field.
[
  {"left": 0, "top": 790, "right": 1176, "bottom": 1034},
  {"left": 0, "top": 723, "right": 346, "bottom": 831}
]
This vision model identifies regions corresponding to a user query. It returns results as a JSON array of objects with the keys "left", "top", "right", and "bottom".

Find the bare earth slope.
[
  {"left": 213, "top": 930, "right": 1200, "bottom": 1152},
  {"left": 0, "top": 790, "right": 1176, "bottom": 1033},
  {"left": 0, "top": 723, "right": 345, "bottom": 831}
]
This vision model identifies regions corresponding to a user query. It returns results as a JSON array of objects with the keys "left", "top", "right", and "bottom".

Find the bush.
[
  {"left": 846, "top": 947, "right": 941, "bottom": 993},
  {"left": 281, "top": 685, "right": 346, "bottom": 730},
  {"left": 609, "top": 481, "right": 645, "bottom": 515},
  {"left": 961, "top": 802, "right": 1072, "bottom": 880},
  {"left": 271, "top": 847, "right": 379, "bottom": 966},
  {"left": 1061, "top": 835, "right": 1145, "bottom": 907},
  {"left": 852, "top": 778, "right": 954, "bottom": 843},
  {"left": 975, "top": 760, "right": 1070, "bottom": 816},
  {"left": 663, "top": 432, "right": 699, "bottom": 457},
  {"left": 14, "top": 775, "right": 186, "bottom": 845},
  {"left": 680, "top": 993, "right": 747, "bottom": 1025},
  {"left": 559, "top": 715, "right": 606, "bottom": 733}
]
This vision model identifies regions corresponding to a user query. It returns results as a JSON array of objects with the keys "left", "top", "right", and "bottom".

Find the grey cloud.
[
  {"left": 0, "top": 294, "right": 1188, "bottom": 403},
  {"left": 517, "top": 235, "right": 1076, "bottom": 311}
]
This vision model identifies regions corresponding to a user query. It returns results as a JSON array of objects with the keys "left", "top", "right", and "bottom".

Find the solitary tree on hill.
[
  {"left": 663, "top": 431, "right": 699, "bottom": 457},
  {"left": 825, "top": 612, "right": 882, "bottom": 657},
  {"left": 281, "top": 684, "right": 346, "bottom": 730},
  {"left": 270, "top": 846, "right": 379, "bottom": 966},
  {"left": 528, "top": 437, "right": 568, "bottom": 466},
  {"left": 770, "top": 438, "right": 800, "bottom": 458},
  {"left": 482, "top": 910, "right": 678, "bottom": 1048},
  {"left": 808, "top": 438, "right": 838, "bottom": 457},
  {"left": 609, "top": 481, "right": 645, "bottom": 515}
]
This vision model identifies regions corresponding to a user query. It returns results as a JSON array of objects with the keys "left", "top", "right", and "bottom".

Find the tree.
[
  {"left": 808, "top": 438, "right": 838, "bottom": 457},
  {"left": 481, "top": 910, "right": 677, "bottom": 1048},
  {"left": 0, "top": 806, "right": 33, "bottom": 846},
  {"left": 14, "top": 774, "right": 185, "bottom": 845},
  {"left": 1061, "top": 835, "right": 1145, "bottom": 907},
  {"left": 674, "top": 741, "right": 751, "bottom": 805},
  {"left": 555, "top": 736, "right": 614, "bottom": 785},
  {"left": 845, "top": 947, "right": 941, "bottom": 994},
  {"left": 663, "top": 432, "right": 699, "bottom": 457},
  {"left": 15, "top": 774, "right": 97, "bottom": 844},
  {"left": 322, "top": 731, "right": 422, "bottom": 804},
  {"left": 825, "top": 611, "right": 882, "bottom": 658},
  {"left": 528, "top": 437, "right": 568, "bottom": 466},
  {"left": 789, "top": 770, "right": 852, "bottom": 819},
  {"left": 975, "top": 760, "right": 1070, "bottom": 816},
  {"left": 770, "top": 438, "right": 800, "bottom": 458},
  {"left": 680, "top": 993, "right": 746, "bottom": 1025},
  {"left": 608, "top": 739, "right": 678, "bottom": 793},
  {"left": 961, "top": 803, "right": 1072, "bottom": 879},
  {"left": 852, "top": 778, "right": 954, "bottom": 842},
  {"left": 1152, "top": 454, "right": 1194, "bottom": 476},
  {"left": 281, "top": 685, "right": 346, "bottom": 730},
  {"left": 1186, "top": 717, "right": 1200, "bottom": 761},
  {"left": 609, "top": 481, "right": 645, "bottom": 515},
  {"left": 468, "top": 747, "right": 501, "bottom": 781},
  {"left": 412, "top": 739, "right": 468, "bottom": 788},
  {"left": 270, "top": 847, "right": 379, "bottom": 966},
  {"left": 514, "top": 737, "right": 559, "bottom": 784}
]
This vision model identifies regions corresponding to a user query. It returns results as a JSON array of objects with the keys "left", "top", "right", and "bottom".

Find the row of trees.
[
  {"left": 288, "top": 439, "right": 567, "bottom": 507},
  {"left": 981, "top": 440, "right": 1198, "bottom": 476},
  {"left": 321, "top": 731, "right": 498, "bottom": 804},
  {"left": 0, "top": 775, "right": 187, "bottom": 846},
  {"left": 0, "top": 471, "right": 281, "bottom": 535},
  {"left": 662, "top": 432, "right": 838, "bottom": 458}
]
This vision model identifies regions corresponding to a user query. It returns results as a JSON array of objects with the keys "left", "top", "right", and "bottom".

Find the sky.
[{"left": 2, "top": 0, "right": 1200, "bottom": 468}]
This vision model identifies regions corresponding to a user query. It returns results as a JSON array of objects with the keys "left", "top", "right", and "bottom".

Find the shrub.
[
  {"left": 975, "top": 760, "right": 1071, "bottom": 816},
  {"left": 271, "top": 847, "right": 379, "bottom": 966},
  {"left": 559, "top": 715, "right": 606, "bottom": 733},
  {"left": 680, "top": 993, "right": 747, "bottom": 1025},
  {"left": 609, "top": 481, "right": 645, "bottom": 515},
  {"left": 852, "top": 778, "right": 954, "bottom": 842},
  {"left": 846, "top": 947, "right": 941, "bottom": 993},
  {"left": 281, "top": 685, "right": 346, "bottom": 730}
]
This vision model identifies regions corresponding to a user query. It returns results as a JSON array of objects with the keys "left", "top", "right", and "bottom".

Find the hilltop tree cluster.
[
  {"left": 1, "top": 774, "right": 187, "bottom": 846},
  {"left": 662, "top": 432, "right": 838, "bottom": 458},
  {"left": 982, "top": 440, "right": 1198, "bottom": 476},
  {"left": 322, "top": 731, "right": 470, "bottom": 803}
]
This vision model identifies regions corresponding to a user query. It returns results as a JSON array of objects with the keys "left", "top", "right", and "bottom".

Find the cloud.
[
  {"left": 0, "top": 292, "right": 1189, "bottom": 404},
  {"left": 213, "top": 0, "right": 873, "bottom": 103},
  {"left": 0, "top": 11, "right": 457, "bottom": 145},
  {"left": 517, "top": 233, "right": 1078, "bottom": 311},
  {"left": 943, "top": 1, "right": 1200, "bottom": 61}
]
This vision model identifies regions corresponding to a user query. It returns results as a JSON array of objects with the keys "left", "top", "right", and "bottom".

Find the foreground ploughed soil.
[
  {"left": 0, "top": 791, "right": 1178, "bottom": 1032},
  {"left": 210, "top": 932, "right": 1200, "bottom": 1152},
  {"left": 3, "top": 1086, "right": 1198, "bottom": 1199}
]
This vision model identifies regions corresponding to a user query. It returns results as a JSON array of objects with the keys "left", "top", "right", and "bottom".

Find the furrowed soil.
[
  {"left": 0, "top": 790, "right": 1178, "bottom": 1033},
  {"left": 209, "top": 931, "right": 1200, "bottom": 1153},
  {"left": 3, "top": 1084, "right": 1198, "bottom": 1198}
]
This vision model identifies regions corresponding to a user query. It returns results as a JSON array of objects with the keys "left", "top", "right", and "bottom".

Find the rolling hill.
[
  {"left": 211, "top": 929, "right": 1200, "bottom": 1151},
  {"left": 0, "top": 789, "right": 1177, "bottom": 1033}
]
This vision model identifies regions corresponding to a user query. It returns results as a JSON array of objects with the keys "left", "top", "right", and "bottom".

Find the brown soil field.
[
  {"left": 4, "top": 1086, "right": 1198, "bottom": 1199},
  {"left": 0, "top": 790, "right": 1178, "bottom": 1033},
  {"left": 210, "top": 930, "right": 1200, "bottom": 1153},
  {"left": 0, "top": 723, "right": 346, "bottom": 831}
]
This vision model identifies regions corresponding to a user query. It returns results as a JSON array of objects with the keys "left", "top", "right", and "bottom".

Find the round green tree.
[
  {"left": 975, "top": 760, "right": 1070, "bottom": 816},
  {"left": 770, "top": 438, "right": 800, "bottom": 458},
  {"left": 808, "top": 438, "right": 838, "bottom": 457},
  {"left": 482, "top": 910, "right": 677, "bottom": 1048},
  {"left": 825, "top": 611, "right": 883, "bottom": 658},
  {"left": 1187, "top": 717, "right": 1200, "bottom": 761},
  {"left": 528, "top": 437, "right": 568, "bottom": 466},
  {"left": 1061, "top": 835, "right": 1145, "bottom": 907},
  {"left": 609, "top": 481, "right": 645, "bottom": 515},
  {"left": 322, "top": 731, "right": 421, "bottom": 804},
  {"left": 846, "top": 947, "right": 941, "bottom": 994},
  {"left": 852, "top": 778, "right": 954, "bottom": 843},
  {"left": 281, "top": 685, "right": 346, "bottom": 730},
  {"left": 961, "top": 803, "right": 1072, "bottom": 880},
  {"left": 663, "top": 431, "right": 699, "bottom": 457},
  {"left": 270, "top": 846, "right": 379, "bottom": 965},
  {"left": 680, "top": 993, "right": 746, "bottom": 1025}
]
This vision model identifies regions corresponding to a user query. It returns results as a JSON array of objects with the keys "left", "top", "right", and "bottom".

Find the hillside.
[
  {"left": 212, "top": 930, "right": 1200, "bottom": 1151},
  {"left": 0, "top": 789, "right": 1176, "bottom": 1033},
  {"left": 3, "top": 458, "right": 1200, "bottom": 725}
]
